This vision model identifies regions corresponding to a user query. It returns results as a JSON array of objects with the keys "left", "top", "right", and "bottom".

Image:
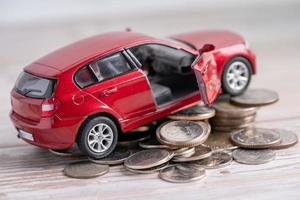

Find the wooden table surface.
[{"left": 1, "top": 1, "right": 300, "bottom": 199}]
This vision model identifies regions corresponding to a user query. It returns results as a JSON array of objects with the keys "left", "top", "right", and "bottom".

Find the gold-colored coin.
[
  {"left": 156, "top": 121, "right": 211, "bottom": 148},
  {"left": 159, "top": 164, "right": 206, "bottom": 183},
  {"left": 231, "top": 89, "right": 279, "bottom": 107},
  {"left": 168, "top": 103, "right": 215, "bottom": 121},
  {"left": 124, "top": 149, "right": 174, "bottom": 170},
  {"left": 230, "top": 128, "right": 281, "bottom": 149},
  {"left": 203, "top": 131, "right": 238, "bottom": 150},
  {"left": 63, "top": 161, "right": 109, "bottom": 179}
]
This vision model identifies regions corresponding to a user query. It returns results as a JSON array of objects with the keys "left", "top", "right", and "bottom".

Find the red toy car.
[{"left": 10, "top": 30, "right": 256, "bottom": 159}]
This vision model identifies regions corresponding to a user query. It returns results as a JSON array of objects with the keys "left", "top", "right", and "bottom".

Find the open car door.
[{"left": 192, "top": 52, "right": 221, "bottom": 106}]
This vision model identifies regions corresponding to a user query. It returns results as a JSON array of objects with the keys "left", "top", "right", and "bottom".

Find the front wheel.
[
  {"left": 222, "top": 57, "right": 252, "bottom": 96},
  {"left": 77, "top": 116, "right": 118, "bottom": 159}
]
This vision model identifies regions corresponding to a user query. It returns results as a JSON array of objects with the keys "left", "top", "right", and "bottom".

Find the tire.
[
  {"left": 222, "top": 56, "right": 252, "bottom": 96},
  {"left": 77, "top": 116, "right": 118, "bottom": 159}
]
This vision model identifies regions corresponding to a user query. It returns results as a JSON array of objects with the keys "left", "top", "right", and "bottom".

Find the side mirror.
[
  {"left": 199, "top": 44, "right": 215, "bottom": 54},
  {"left": 191, "top": 44, "right": 215, "bottom": 67}
]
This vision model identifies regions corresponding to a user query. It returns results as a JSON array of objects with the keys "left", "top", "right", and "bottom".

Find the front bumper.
[{"left": 10, "top": 110, "right": 83, "bottom": 150}]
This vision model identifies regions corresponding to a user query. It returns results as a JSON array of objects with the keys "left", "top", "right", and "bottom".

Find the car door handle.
[{"left": 101, "top": 87, "right": 118, "bottom": 96}]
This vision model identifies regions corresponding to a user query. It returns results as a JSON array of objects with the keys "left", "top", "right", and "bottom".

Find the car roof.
[{"left": 27, "top": 31, "right": 155, "bottom": 75}]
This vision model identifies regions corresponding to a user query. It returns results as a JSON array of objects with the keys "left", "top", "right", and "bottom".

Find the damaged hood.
[{"left": 171, "top": 30, "right": 245, "bottom": 50}]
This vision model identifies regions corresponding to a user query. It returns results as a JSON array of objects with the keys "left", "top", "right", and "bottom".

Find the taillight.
[{"left": 41, "top": 98, "right": 60, "bottom": 117}]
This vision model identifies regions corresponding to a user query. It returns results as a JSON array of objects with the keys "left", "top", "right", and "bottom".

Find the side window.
[
  {"left": 130, "top": 44, "right": 195, "bottom": 75},
  {"left": 90, "top": 52, "right": 132, "bottom": 82},
  {"left": 75, "top": 66, "right": 97, "bottom": 88}
]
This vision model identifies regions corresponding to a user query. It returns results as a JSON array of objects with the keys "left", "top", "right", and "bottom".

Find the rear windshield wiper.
[{"left": 23, "top": 88, "right": 42, "bottom": 95}]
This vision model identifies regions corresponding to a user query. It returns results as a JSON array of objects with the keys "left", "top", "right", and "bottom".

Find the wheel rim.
[
  {"left": 226, "top": 61, "right": 249, "bottom": 92},
  {"left": 87, "top": 123, "right": 114, "bottom": 153}
]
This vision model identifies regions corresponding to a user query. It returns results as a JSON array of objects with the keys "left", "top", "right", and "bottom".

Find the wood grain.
[{"left": 0, "top": 117, "right": 300, "bottom": 200}]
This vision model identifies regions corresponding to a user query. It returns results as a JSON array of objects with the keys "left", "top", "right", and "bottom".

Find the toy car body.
[{"left": 10, "top": 30, "right": 256, "bottom": 158}]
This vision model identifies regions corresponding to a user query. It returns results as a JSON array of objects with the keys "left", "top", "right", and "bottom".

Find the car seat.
[{"left": 150, "top": 83, "right": 172, "bottom": 105}]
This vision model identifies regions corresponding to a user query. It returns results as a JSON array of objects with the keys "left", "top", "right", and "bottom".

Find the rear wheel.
[
  {"left": 77, "top": 116, "right": 118, "bottom": 159},
  {"left": 222, "top": 57, "right": 252, "bottom": 96}
]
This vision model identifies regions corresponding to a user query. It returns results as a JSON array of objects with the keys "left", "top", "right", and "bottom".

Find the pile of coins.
[
  {"left": 50, "top": 89, "right": 298, "bottom": 183},
  {"left": 210, "top": 99, "right": 257, "bottom": 132}
]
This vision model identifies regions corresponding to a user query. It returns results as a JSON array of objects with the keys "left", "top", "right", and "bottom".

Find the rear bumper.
[{"left": 10, "top": 110, "right": 84, "bottom": 149}]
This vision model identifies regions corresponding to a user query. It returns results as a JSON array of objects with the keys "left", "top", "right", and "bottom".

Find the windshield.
[
  {"left": 15, "top": 72, "right": 56, "bottom": 98},
  {"left": 162, "top": 37, "right": 196, "bottom": 50}
]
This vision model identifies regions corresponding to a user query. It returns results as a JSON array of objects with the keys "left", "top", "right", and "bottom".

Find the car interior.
[{"left": 129, "top": 44, "right": 199, "bottom": 106}]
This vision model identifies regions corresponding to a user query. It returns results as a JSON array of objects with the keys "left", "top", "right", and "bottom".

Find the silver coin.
[
  {"left": 49, "top": 146, "right": 83, "bottom": 157},
  {"left": 159, "top": 121, "right": 204, "bottom": 143},
  {"left": 168, "top": 103, "right": 215, "bottom": 121},
  {"left": 172, "top": 146, "right": 212, "bottom": 162},
  {"left": 193, "top": 151, "right": 232, "bottom": 169},
  {"left": 271, "top": 129, "right": 298, "bottom": 149},
  {"left": 138, "top": 137, "right": 174, "bottom": 149},
  {"left": 203, "top": 131, "right": 238, "bottom": 150},
  {"left": 175, "top": 150, "right": 196, "bottom": 158},
  {"left": 213, "top": 100, "right": 257, "bottom": 118},
  {"left": 173, "top": 147, "right": 196, "bottom": 157},
  {"left": 233, "top": 149, "right": 276, "bottom": 164},
  {"left": 89, "top": 147, "right": 131, "bottom": 165},
  {"left": 125, "top": 162, "right": 169, "bottom": 174},
  {"left": 157, "top": 121, "right": 211, "bottom": 147},
  {"left": 124, "top": 149, "right": 174, "bottom": 170},
  {"left": 159, "top": 164, "right": 206, "bottom": 183},
  {"left": 63, "top": 161, "right": 109, "bottom": 179},
  {"left": 231, "top": 89, "right": 279, "bottom": 107},
  {"left": 231, "top": 128, "right": 281, "bottom": 149}
]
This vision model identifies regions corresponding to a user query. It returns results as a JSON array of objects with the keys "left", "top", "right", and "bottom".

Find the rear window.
[
  {"left": 15, "top": 72, "right": 56, "bottom": 98},
  {"left": 74, "top": 66, "right": 97, "bottom": 88},
  {"left": 90, "top": 53, "right": 132, "bottom": 82},
  {"left": 74, "top": 52, "right": 133, "bottom": 89}
]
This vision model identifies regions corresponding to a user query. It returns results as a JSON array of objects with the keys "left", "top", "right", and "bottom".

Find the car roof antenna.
[{"left": 125, "top": 27, "right": 132, "bottom": 32}]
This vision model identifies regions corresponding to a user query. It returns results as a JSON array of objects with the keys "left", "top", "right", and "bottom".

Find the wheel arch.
[
  {"left": 220, "top": 55, "right": 253, "bottom": 95},
  {"left": 75, "top": 112, "right": 123, "bottom": 143},
  {"left": 222, "top": 55, "right": 254, "bottom": 74},
  {"left": 216, "top": 46, "right": 256, "bottom": 77}
]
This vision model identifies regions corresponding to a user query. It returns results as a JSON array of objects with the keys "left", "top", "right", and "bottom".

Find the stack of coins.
[
  {"left": 204, "top": 89, "right": 284, "bottom": 151},
  {"left": 227, "top": 89, "right": 297, "bottom": 165},
  {"left": 60, "top": 89, "right": 298, "bottom": 183},
  {"left": 133, "top": 109, "right": 233, "bottom": 183},
  {"left": 210, "top": 99, "right": 258, "bottom": 132},
  {"left": 167, "top": 102, "right": 215, "bottom": 121}
]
